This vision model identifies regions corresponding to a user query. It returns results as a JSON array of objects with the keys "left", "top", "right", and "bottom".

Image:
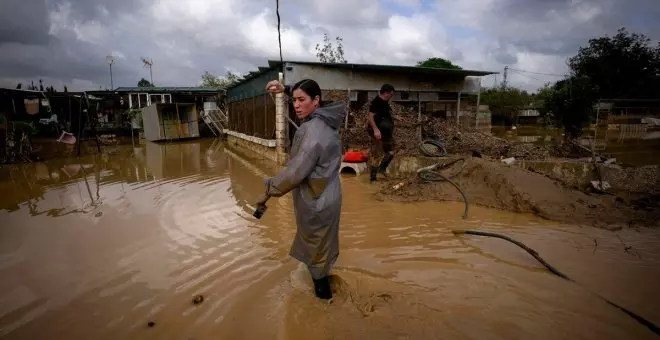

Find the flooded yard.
[
  {"left": 1, "top": 139, "right": 659, "bottom": 339},
  {"left": 490, "top": 125, "right": 660, "bottom": 166}
]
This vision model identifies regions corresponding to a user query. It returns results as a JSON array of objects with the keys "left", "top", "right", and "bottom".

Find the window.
[
  {"left": 138, "top": 94, "right": 148, "bottom": 107},
  {"left": 130, "top": 94, "right": 139, "bottom": 108},
  {"left": 150, "top": 94, "right": 162, "bottom": 104}
]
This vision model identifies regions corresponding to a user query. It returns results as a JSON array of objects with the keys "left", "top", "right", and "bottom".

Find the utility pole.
[
  {"left": 106, "top": 56, "right": 115, "bottom": 90},
  {"left": 502, "top": 66, "right": 508, "bottom": 89},
  {"left": 141, "top": 57, "right": 154, "bottom": 86}
]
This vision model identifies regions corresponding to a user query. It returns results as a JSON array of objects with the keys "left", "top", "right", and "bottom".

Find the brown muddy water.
[
  {"left": 1, "top": 138, "right": 659, "bottom": 339},
  {"left": 491, "top": 125, "right": 660, "bottom": 166}
]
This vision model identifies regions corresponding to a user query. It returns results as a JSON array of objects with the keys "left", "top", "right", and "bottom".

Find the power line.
[
  {"left": 507, "top": 67, "right": 566, "bottom": 77},
  {"left": 508, "top": 69, "right": 544, "bottom": 82},
  {"left": 276, "top": 0, "right": 283, "bottom": 69}
]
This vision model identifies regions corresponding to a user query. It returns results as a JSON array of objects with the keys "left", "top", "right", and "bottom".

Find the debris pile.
[
  {"left": 325, "top": 90, "right": 582, "bottom": 160},
  {"left": 427, "top": 119, "right": 573, "bottom": 160}
]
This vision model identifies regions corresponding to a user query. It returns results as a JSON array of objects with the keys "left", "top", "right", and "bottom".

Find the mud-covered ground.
[{"left": 374, "top": 156, "right": 660, "bottom": 229}]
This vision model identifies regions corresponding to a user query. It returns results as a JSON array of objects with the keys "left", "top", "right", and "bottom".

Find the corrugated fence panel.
[
  {"left": 227, "top": 94, "right": 275, "bottom": 139},
  {"left": 265, "top": 94, "right": 275, "bottom": 139}
]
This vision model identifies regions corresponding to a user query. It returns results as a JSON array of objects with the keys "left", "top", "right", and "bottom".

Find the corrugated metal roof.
[
  {"left": 268, "top": 60, "right": 499, "bottom": 77},
  {"left": 112, "top": 87, "right": 222, "bottom": 93}
]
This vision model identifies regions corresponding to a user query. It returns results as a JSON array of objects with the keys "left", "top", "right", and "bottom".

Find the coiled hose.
[
  {"left": 417, "top": 157, "right": 469, "bottom": 219},
  {"left": 419, "top": 139, "right": 447, "bottom": 157}
]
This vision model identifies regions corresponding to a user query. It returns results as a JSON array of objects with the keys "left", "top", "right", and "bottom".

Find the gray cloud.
[
  {"left": 0, "top": 0, "right": 658, "bottom": 92},
  {"left": 0, "top": 0, "right": 51, "bottom": 45}
]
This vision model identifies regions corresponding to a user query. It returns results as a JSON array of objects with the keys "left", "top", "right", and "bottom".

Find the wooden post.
[
  {"left": 417, "top": 92, "right": 422, "bottom": 141},
  {"left": 76, "top": 97, "right": 82, "bottom": 156},
  {"left": 345, "top": 88, "right": 350, "bottom": 129},
  {"left": 175, "top": 103, "right": 181, "bottom": 138},
  {"left": 475, "top": 79, "right": 481, "bottom": 131},
  {"left": 456, "top": 92, "right": 461, "bottom": 127}
]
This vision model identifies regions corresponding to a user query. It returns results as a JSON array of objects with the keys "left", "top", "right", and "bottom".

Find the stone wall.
[{"left": 226, "top": 134, "right": 278, "bottom": 163}]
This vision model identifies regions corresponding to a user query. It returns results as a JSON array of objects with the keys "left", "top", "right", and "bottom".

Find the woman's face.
[{"left": 292, "top": 88, "right": 319, "bottom": 119}]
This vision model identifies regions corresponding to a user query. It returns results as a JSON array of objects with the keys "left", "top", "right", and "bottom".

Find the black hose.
[
  {"left": 453, "top": 229, "right": 660, "bottom": 336},
  {"left": 419, "top": 139, "right": 447, "bottom": 157},
  {"left": 417, "top": 158, "right": 469, "bottom": 219}
]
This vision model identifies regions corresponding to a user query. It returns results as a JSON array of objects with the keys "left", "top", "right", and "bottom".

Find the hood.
[{"left": 309, "top": 100, "right": 346, "bottom": 130}]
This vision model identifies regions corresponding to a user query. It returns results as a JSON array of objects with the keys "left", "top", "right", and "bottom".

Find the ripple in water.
[{"left": 0, "top": 139, "right": 659, "bottom": 339}]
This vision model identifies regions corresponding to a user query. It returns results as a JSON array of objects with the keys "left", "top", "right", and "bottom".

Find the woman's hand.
[{"left": 265, "top": 80, "right": 285, "bottom": 94}]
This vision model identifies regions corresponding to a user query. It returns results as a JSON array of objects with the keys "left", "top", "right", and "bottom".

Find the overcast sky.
[{"left": 1, "top": 0, "right": 658, "bottom": 92}]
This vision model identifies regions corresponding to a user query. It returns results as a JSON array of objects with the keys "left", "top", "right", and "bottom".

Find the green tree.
[
  {"left": 416, "top": 57, "right": 462, "bottom": 70},
  {"left": 542, "top": 77, "right": 597, "bottom": 138},
  {"left": 138, "top": 78, "right": 154, "bottom": 87},
  {"left": 568, "top": 27, "right": 660, "bottom": 99},
  {"left": 200, "top": 71, "right": 241, "bottom": 88},
  {"left": 544, "top": 27, "right": 660, "bottom": 136},
  {"left": 315, "top": 33, "right": 347, "bottom": 63},
  {"left": 480, "top": 87, "right": 532, "bottom": 123}
]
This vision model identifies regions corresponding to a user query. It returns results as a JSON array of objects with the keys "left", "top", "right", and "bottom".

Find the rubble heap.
[{"left": 325, "top": 90, "right": 578, "bottom": 160}]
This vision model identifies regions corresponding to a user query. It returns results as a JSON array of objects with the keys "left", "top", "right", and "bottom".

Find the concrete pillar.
[
  {"left": 456, "top": 92, "right": 461, "bottom": 127},
  {"left": 275, "top": 72, "right": 288, "bottom": 165}
]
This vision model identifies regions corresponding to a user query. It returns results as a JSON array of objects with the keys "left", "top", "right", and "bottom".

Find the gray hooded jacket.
[{"left": 264, "top": 101, "right": 346, "bottom": 279}]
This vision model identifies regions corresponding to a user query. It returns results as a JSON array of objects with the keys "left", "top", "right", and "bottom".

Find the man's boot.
[
  {"left": 378, "top": 153, "right": 394, "bottom": 176},
  {"left": 370, "top": 166, "right": 378, "bottom": 183}
]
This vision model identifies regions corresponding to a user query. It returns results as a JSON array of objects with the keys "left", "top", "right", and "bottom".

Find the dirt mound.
[{"left": 375, "top": 157, "right": 660, "bottom": 229}]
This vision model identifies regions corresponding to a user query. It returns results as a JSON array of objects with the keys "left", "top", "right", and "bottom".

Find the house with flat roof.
[{"left": 225, "top": 60, "right": 498, "bottom": 163}]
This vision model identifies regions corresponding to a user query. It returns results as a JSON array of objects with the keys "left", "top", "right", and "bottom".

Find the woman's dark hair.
[{"left": 291, "top": 79, "right": 322, "bottom": 102}]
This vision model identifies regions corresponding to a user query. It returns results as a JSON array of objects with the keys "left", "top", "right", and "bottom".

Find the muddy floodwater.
[{"left": 1, "top": 139, "right": 659, "bottom": 339}]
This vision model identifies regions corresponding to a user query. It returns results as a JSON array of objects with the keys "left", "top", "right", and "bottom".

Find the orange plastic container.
[{"left": 343, "top": 151, "right": 368, "bottom": 163}]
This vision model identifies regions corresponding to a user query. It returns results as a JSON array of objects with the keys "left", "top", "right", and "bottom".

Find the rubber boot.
[
  {"left": 312, "top": 276, "right": 332, "bottom": 300},
  {"left": 370, "top": 166, "right": 378, "bottom": 183},
  {"left": 378, "top": 153, "right": 394, "bottom": 176}
]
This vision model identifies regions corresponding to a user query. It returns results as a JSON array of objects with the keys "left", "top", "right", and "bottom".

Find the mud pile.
[
  {"left": 326, "top": 90, "right": 579, "bottom": 160},
  {"left": 375, "top": 157, "right": 660, "bottom": 228}
]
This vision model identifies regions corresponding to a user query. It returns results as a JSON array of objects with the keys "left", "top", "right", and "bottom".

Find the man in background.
[{"left": 366, "top": 84, "right": 395, "bottom": 183}]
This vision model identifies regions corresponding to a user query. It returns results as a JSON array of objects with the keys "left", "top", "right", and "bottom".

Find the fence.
[{"left": 227, "top": 94, "right": 276, "bottom": 139}]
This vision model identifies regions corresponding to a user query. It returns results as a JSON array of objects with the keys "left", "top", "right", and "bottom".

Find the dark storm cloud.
[
  {"left": 284, "top": 0, "right": 390, "bottom": 29},
  {"left": 0, "top": 0, "right": 51, "bottom": 45},
  {"left": 478, "top": 0, "right": 660, "bottom": 56},
  {"left": 52, "top": 0, "right": 140, "bottom": 18},
  {"left": 493, "top": 50, "right": 517, "bottom": 66},
  {"left": 2, "top": 0, "right": 659, "bottom": 91}
]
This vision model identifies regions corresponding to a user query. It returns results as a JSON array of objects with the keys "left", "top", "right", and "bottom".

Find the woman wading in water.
[{"left": 261, "top": 78, "right": 346, "bottom": 299}]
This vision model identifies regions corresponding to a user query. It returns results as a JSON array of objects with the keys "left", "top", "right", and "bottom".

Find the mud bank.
[{"left": 375, "top": 156, "right": 660, "bottom": 229}]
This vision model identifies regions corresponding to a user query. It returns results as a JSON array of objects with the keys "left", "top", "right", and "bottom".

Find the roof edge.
[{"left": 267, "top": 60, "right": 499, "bottom": 76}]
